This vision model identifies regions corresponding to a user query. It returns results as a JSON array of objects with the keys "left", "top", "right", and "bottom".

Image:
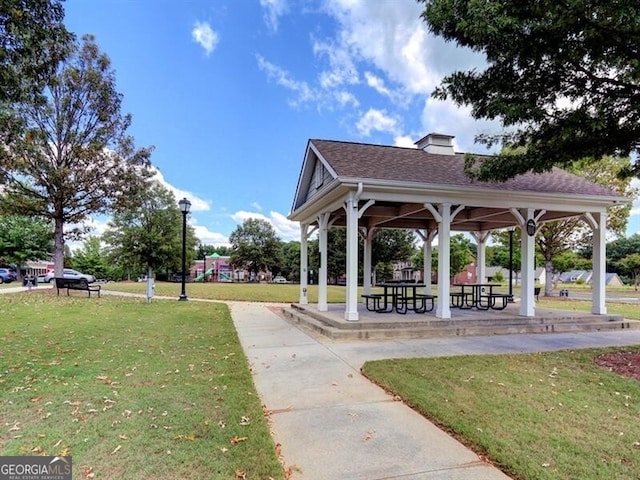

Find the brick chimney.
[{"left": 414, "top": 133, "right": 455, "bottom": 155}]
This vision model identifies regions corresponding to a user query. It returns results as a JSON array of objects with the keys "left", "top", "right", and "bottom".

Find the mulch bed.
[{"left": 595, "top": 351, "right": 640, "bottom": 381}]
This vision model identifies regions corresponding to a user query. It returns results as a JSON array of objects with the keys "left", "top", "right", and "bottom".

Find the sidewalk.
[{"left": 230, "top": 301, "right": 640, "bottom": 480}]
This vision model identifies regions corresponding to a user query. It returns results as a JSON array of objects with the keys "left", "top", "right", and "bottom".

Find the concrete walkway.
[{"left": 230, "top": 301, "right": 640, "bottom": 480}]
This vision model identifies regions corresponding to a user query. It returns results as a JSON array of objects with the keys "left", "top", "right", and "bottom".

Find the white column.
[
  {"left": 299, "top": 223, "right": 309, "bottom": 305},
  {"left": 417, "top": 229, "right": 437, "bottom": 295},
  {"left": 345, "top": 193, "right": 359, "bottom": 321},
  {"left": 592, "top": 211, "right": 607, "bottom": 314},
  {"left": 471, "top": 231, "right": 490, "bottom": 284},
  {"left": 519, "top": 210, "right": 535, "bottom": 317},
  {"left": 362, "top": 228, "right": 375, "bottom": 295},
  {"left": 317, "top": 213, "right": 330, "bottom": 311},
  {"left": 436, "top": 204, "right": 452, "bottom": 319}
]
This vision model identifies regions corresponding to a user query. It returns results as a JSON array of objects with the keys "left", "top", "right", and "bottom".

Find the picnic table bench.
[
  {"left": 478, "top": 293, "right": 510, "bottom": 310},
  {"left": 362, "top": 293, "right": 383, "bottom": 311},
  {"left": 396, "top": 293, "right": 436, "bottom": 314},
  {"left": 55, "top": 277, "right": 101, "bottom": 298}
]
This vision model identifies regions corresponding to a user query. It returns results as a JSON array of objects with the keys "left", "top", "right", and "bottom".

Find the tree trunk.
[
  {"left": 146, "top": 266, "right": 154, "bottom": 303},
  {"left": 54, "top": 217, "right": 65, "bottom": 276},
  {"left": 544, "top": 259, "right": 554, "bottom": 297}
]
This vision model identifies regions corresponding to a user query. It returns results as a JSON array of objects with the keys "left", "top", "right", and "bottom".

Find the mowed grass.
[
  {"left": 363, "top": 349, "right": 640, "bottom": 480},
  {"left": 101, "top": 281, "right": 349, "bottom": 303},
  {"left": 0, "top": 292, "right": 284, "bottom": 480}
]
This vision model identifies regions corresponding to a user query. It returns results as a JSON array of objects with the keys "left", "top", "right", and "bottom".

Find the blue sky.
[{"left": 62, "top": 0, "right": 639, "bottom": 246}]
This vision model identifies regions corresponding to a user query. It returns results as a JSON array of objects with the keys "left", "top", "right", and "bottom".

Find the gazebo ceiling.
[
  {"left": 289, "top": 137, "right": 626, "bottom": 233},
  {"left": 323, "top": 201, "right": 581, "bottom": 232}
]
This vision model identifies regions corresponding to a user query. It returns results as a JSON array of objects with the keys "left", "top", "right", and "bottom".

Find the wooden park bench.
[{"left": 55, "top": 277, "right": 101, "bottom": 298}]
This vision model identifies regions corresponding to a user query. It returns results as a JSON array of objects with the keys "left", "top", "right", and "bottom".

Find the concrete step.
[{"left": 281, "top": 306, "right": 640, "bottom": 341}]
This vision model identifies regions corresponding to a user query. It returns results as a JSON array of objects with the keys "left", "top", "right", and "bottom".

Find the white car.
[
  {"left": 272, "top": 275, "right": 287, "bottom": 283},
  {"left": 43, "top": 268, "right": 96, "bottom": 284}
]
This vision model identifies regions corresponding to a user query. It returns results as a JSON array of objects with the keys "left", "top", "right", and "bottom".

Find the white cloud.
[
  {"left": 393, "top": 135, "right": 416, "bottom": 148},
  {"left": 192, "top": 21, "right": 219, "bottom": 56},
  {"left": 364, "top": 71, "right": 391, "bottom": 97},
  {"left": 192, "top": 223, "right": 230, "bottom": 248},
  {"left": 356, "top": 108, "right": 400, "bottom": 137},
  {"left": 231, "top": 210, "right": 300, "bottom": 242},
  {"left": 313, "top": 38, "right": 359, "bottom": 89},
  {"left": 419, "top": 97, "right": 501, "bottom": 153},
  {"left": 251, "top": 201, "right": 263, "bottom": 211},
  {"left": 256, "top": 55, "right": 317, "bottom": 107},
  {"left": 334, "top": 90, "right": 359, "bottom": 108},
  {"left": 259, "top": 0, "right": 288, "bottom": 32},
  {"left": 152, "top": 168, "right": 210, "bottom": 212},
  {"left": 322, "top": 0, "right": 440, "bottom": 96},
  {"left": 257, "top": 0, "right": 490, "bottom": 145}
]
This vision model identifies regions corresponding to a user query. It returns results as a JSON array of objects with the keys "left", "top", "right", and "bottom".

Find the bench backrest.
[{"left": 55, "top": 277, "right": 82, "bottom": 287}]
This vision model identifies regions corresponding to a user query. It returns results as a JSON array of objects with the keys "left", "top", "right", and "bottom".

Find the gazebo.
[{"left": 288, "top": 133, "right": 627, "bottom": 321}]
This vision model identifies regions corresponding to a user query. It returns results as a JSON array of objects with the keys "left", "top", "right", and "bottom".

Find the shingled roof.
[
  {"left": 310, "top": 139, "right": 619, "bottom": 197},
  {"left": 289, "top": 136, "right": 626, "bottom": 233}
]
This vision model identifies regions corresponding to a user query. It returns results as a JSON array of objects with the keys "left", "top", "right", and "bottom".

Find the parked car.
[
  {"left": 43, "top": 268, "right": 96, "bottom": 284},
  {"left": 37, "top": 272, "right": 51, "bottom": 283},
  {"left": 171, "top": 273, "right": 191, "bottom": 283},
  {"left": 272, "top": 275, "right": 287, "bottom": 283},
  {"left": 0, "top": 268, "right": 17, "bottom": 284}
]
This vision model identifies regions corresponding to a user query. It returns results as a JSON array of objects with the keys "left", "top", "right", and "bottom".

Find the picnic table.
[
  {"left": 451, "top": 283, "right": 508, "bottom": 310},
  {"left": 363, "top": 283, "right": 435, "bottom": 314}
]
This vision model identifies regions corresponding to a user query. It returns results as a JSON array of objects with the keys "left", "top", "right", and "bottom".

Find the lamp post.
[{"left": 178, "top": 197, "right": 191, "bottom": 301}]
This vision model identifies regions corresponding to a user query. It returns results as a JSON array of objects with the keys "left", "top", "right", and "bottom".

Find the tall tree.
[
  {"left": 0, "top": 215, "right": 52, "bottom": 276},
  {"left": 72, "top": 236, "right": 110, "bottom": 280},
  {"left": 372, "top": 229, "right": 417, "bottom": 266},
  {"left": 102, "top": 181, "right": 196, "bottom": 281},
  {"left": 605, "top": 234, "right": 640, "bottom": 276},
  {"left": 411, "top": 233, "right": 473, "bottom": 280},
  {"left": 0, "top": 34, "right": 153, "bottom": 276},
  {"left": 420, "top": 0, "right": 640, "bottom": 180},
  {"left": 0, "top": 0, "right": 71, "bottom": 104},
  {"left": 280, "top": 241, "right": 301, "bottom": 282},
  {"left": 618, "top": 253, "right": 640, "bottom": 291},
  {"left": 229, "top": 218, "right": 283, "bottom": 279},
  {"left": 535, "top": 157, "right": 634, "bottom": 295},
  {"left": 449, "top": 234, "right": 473, "bottom": 277}
]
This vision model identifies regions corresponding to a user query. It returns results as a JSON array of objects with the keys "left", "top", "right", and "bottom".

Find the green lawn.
[
  {"left": 362, "top": 348, "right": 640, "bottom": 480},
  {"left": 0, "top": 292, "right": 284, "bottom": 480},
  {"left": 5, "top": 282, "right": 640, "bottom": 480},
  {"left": 101, "top": 280, "right": 349, "bottom": 303}
]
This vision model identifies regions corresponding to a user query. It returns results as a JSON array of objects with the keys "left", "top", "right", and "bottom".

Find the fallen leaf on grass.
[
  {"left": 235, "top": 468, "right": 247, "bottom": 479},
  {"left": 82, "top": 466, "right": 95, "bottom": 478},
  {"left": 231, "top": 436, "right": 248, "bottom": 445},
  {"left": 362, "top": 430, "right": 375, "bottom": 441},
  {"left": 240, "top": 416, "right": 250, "bottom": 426},
  {"left": 110, "top": 445, "right": 121, "bottom": 455}
]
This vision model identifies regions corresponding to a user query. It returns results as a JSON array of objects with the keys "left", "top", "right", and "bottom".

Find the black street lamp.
[{"left": 178, "top": 197, "right": 191, "bottom": 301}]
